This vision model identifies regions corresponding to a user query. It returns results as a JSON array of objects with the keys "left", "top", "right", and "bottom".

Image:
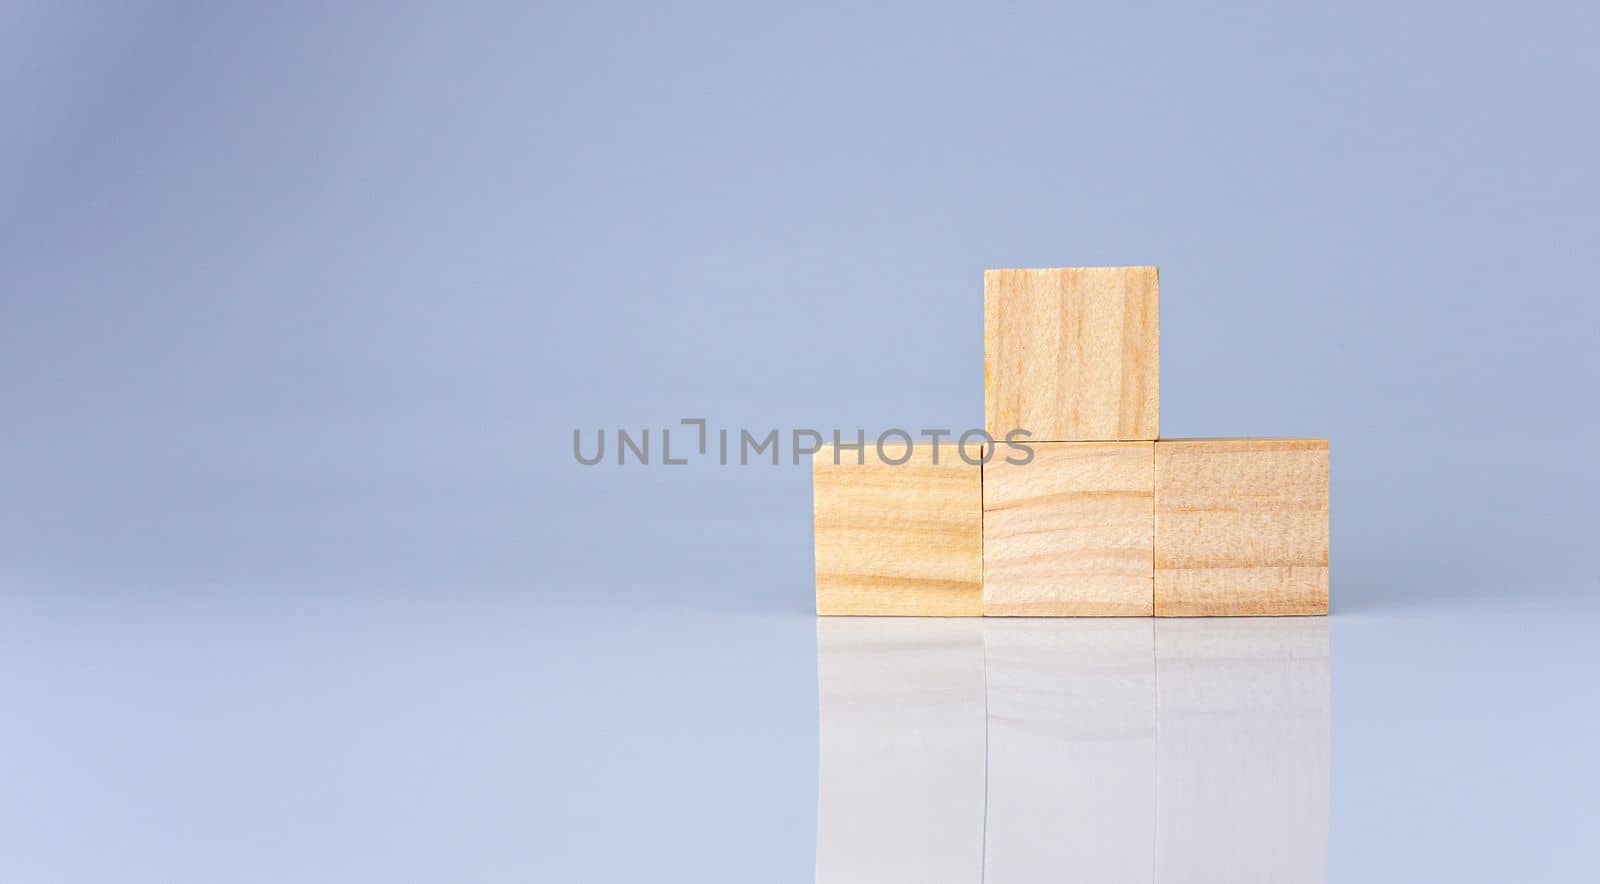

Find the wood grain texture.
[
  {"left": 983, "top": 442, "right": 1154, "bottom": 616},
  {"left": 984, "top": 267, "right": 1159, "bottom": 442},
  {"left": 1154, "top": 439, "right": 1329, "bottom": 616},
  {"left": 814, "top": 443, "right": 982, "bottom": 616}
]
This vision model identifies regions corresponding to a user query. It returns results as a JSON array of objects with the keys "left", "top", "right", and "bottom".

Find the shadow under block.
[
  {"left": 1154, "top": 439, "right": 1330, "bottom": 616},
  {"left": 984, "top": 266, "right": 1159, "bottom": 442},
  {"left": 813, "top": 444, "right": 982, "bottom": 616},
  {"left": 983, "top": 442, "right": 1154, "bottom": 616}
]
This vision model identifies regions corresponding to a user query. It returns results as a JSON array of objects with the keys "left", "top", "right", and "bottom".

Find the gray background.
[{"left": 1, "top": 2, "right": 1595, "bottom": 881}]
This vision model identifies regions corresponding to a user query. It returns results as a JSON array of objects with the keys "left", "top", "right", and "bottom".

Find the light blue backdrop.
[{"left": 1, "top": 2, "right": 1594, "bottom": 881}]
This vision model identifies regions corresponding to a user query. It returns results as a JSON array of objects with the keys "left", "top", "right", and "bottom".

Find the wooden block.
[
  {"left": 814, "top": 443, "right": 982, "bottom": 616},
  {"left": 1154, "top": 438, "right": 1330, "bottom": 616},
  {"left": 983, "top": 442, "right": 1154, "bottom": 616},
  {"left": 985, "top": 266, "right": 1159, "bottom": 442}
]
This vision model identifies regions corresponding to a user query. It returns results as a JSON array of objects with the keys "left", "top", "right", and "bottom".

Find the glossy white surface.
[
  {"left": 3, "top": 592, "right": 1597, "bottom": 882},
  {"left": 816, "top": 619, "right": 986, "bottom": 884},
  {"left": 817, "top": 617, "right": 1330, "bottom": 883},
  {"left": 1156, "top": 619, "right": 1328, "bottom": 884},
  {"left": 985, "top": 619, "right": 1155, "bottom": 884}
]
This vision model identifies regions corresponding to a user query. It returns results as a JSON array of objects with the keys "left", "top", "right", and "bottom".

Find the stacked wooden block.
[{"left": 814, "top": 266, "right": 1329, "bottom": 617}]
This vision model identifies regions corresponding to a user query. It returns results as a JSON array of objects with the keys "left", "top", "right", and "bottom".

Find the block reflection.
[
  {"left": 1154, "top": 618, "right": 1330, "bottom": 884},
  {"left": 984, "top": 619, "right": 1155, "bottom": 883},
  {"left": 815, "top": 617, "right": 1329, "bottom": 884},
  {"left": 815, "top": 618, "right": 987, "bottom": 884}
]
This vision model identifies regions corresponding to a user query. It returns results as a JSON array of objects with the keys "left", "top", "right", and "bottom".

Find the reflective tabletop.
[
  {"left": 3, "top": 589, "right": 1595, "bottom": 882},
  {"left": 819, "top": 617, "right": 1327, "bottom": 883}
]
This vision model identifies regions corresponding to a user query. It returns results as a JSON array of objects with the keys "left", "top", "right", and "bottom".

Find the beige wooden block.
[
  {"left": 985, "top": 266, "right": 1159, "bottom": 442},
  {"left": 814, "top": 443, "right": 982, "bottom": 616},
  {"left": 983, "top": 442, "right": 1154, "bottom": 616},
  {"left": 1154, "top": 439, "right": 1330, "bottom": 616}
]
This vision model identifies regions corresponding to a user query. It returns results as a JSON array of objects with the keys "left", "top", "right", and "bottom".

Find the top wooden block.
[{"left": 985, "top": 267, "right": 1159, "bottom": 442}]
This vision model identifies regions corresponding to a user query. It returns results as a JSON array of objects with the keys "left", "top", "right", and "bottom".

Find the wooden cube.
[
  {"left": 983, "top": 442, "right": 1154, "bottom": 616},
  {"left": 985, "top": 267, "right": 1159, "bottom": 442},
  {"left": 814, "top": 443, "right": 982, "bottom": 616},
  {"left": 1154, "top": 439, "right": 1330, "bottom": 616}
]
